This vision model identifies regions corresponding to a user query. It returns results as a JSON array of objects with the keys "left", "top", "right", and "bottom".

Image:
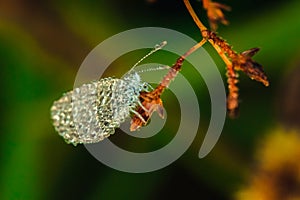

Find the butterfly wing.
[{"left": 50, "top": 78, "right": 121, "bottom": 145}]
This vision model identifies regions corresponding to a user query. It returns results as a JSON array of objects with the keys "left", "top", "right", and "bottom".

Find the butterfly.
[{"left": 50, "top": 41, "right": 167, "bottom": 146}]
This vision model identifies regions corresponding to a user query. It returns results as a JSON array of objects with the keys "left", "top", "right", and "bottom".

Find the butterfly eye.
[{"left": 143, "top": 84, "right": 148, "bottom": 90}]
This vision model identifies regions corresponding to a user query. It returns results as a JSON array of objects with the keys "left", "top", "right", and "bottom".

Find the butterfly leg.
[
  {"left": 130, "top": 109, "right": 147, "bottom": 124},
  {"left": 137, "top": 100, "right": 150, "bottom": 113}
]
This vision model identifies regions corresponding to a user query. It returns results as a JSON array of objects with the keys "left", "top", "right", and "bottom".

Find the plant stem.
[
  {"left": 183, "top": 0, "right": 207, "bottom": 32},
  {"left": 182, "top": 38, "right": 206, "bottom": 59}
]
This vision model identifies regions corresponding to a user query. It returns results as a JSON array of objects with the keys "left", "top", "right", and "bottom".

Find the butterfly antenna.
[
  {"left": 127, "top": 41, "right": 167, "bottom": 74},
  {"left": 136, "top": 65, "right": 170, "bottom": 74}
]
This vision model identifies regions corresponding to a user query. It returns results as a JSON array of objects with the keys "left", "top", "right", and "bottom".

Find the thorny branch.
[
  {"left": 183, "top": 0, "right": 269, "bottom": 117},
  {"left": 130, "top": 0, "right": 269, "bottom": 130}
]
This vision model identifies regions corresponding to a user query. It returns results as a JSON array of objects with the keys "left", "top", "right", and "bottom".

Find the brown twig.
[
  {"left": 183, "top": 0, "right": 269, "bottom": 117},
  {"left": 131, "top": 0, "right": 269, "bottom": 130}
]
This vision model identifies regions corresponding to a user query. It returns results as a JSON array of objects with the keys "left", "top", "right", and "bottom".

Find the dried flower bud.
[
  {"left": 203, "top": 0, "right": 231, "bottom": 31},
  {"left": 233, "top": 48, "right": 269, "bottom": 86}
]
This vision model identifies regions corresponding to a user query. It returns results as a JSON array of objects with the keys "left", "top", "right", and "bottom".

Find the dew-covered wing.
[{"left": 50, "top": 78, "right": 123, "bottom": 145}]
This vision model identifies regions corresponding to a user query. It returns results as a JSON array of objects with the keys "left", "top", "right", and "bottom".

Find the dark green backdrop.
[{"left": 1, "top": 0, "right": 299, "bottom": 199}]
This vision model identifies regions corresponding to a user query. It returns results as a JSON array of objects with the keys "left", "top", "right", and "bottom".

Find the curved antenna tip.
[
  {"left": 155, "top": 41, "right": 167, "bottom": 50},
  {"left": 161, "top": 41, "right": 167, "bottom": 46}
]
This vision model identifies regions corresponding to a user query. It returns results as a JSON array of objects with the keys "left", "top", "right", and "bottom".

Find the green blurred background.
[{"left": 1, "top": 0, "right": 300, "bottom": 199}]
